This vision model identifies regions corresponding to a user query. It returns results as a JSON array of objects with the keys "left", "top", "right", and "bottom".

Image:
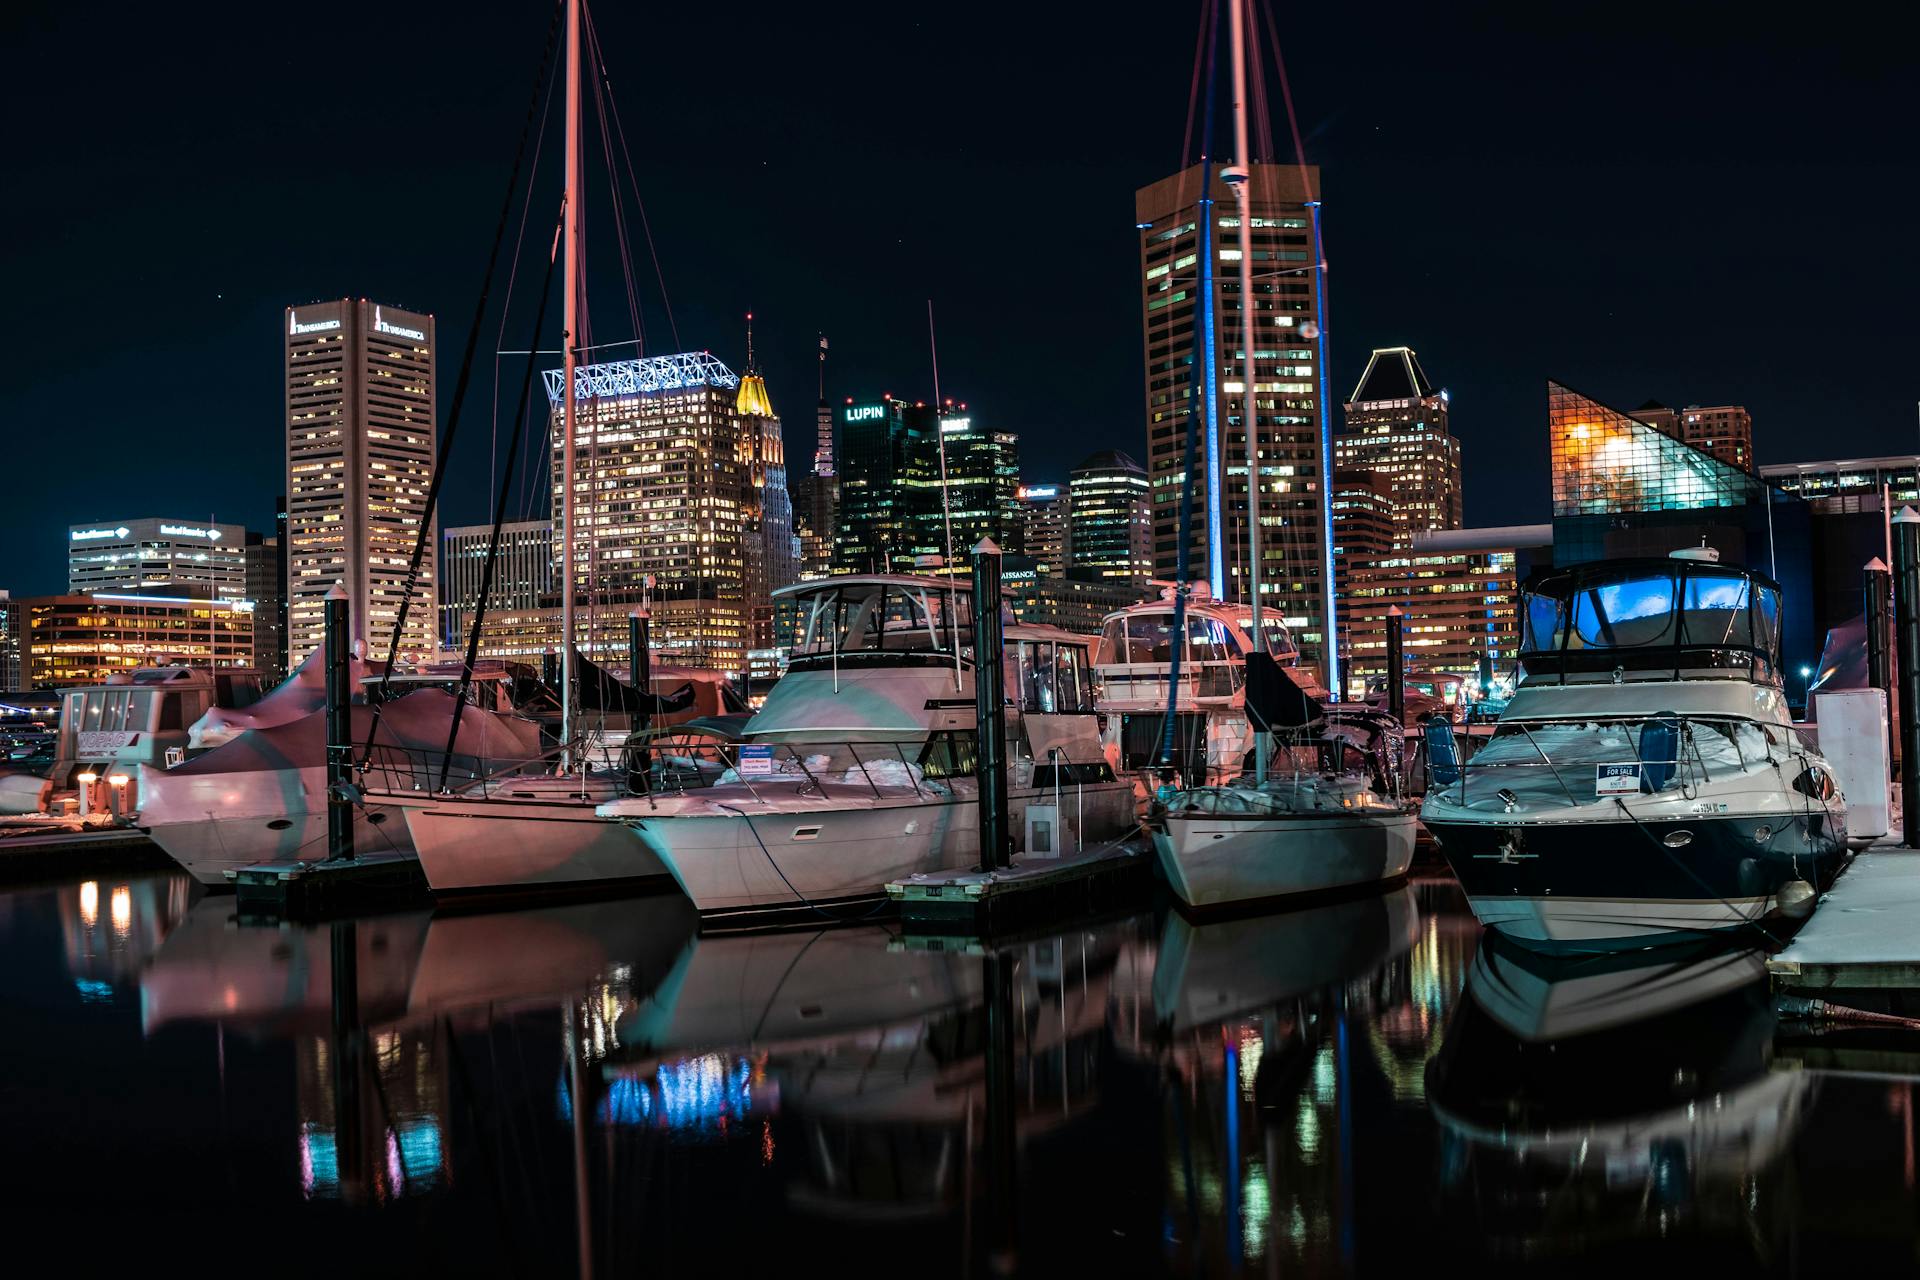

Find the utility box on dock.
[
  {"left": 1815, "top": 688, "right": 1891, "bottom": 841},
  {"left": 1024, "top": 804, "right": 1061, "bottom": 859}
]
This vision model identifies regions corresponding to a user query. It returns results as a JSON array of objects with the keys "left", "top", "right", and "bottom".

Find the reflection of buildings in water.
[
  {"left": 295, "top": 1020, "right": 451, "bottom": 1203},
  {"left": 1426, "top": 933, "right": 1811, "bottom": 1262},
  {"left": 1363, "top": 877, "right": 1483, "bottom": 1104},
  {"left": 1150, "top": 883, "right": 1429, "bottom": 1272},
  {"left": 138, "top": 894, "right": 697, "bottom": 1206},
  {"left": 58, "top": 871, "right": 194, "bottom": 997}
]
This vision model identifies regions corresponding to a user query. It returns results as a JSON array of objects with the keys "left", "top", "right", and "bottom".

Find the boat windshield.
[
  {"left": 1099, "top": 611, "right": 1244, "bottom": 665},
  {"left": 791, "top": 582, "right": 974, "bottom": 659},
  {"left": 1519, "top": 563, "right": 1783, "bottom": 685}
]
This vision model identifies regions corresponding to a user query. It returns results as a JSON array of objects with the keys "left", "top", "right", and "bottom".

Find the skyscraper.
[
  {"left": 439, "top": 520, "right": 554, "bottom": 649},
  {"left": 244, "top": 531, "right": 287, "bottom": 683},
  {"left": 1676, "top": 405, "right": 1754, "bottom": 471},
  {"left": 66, "top": 518, "right": 248, "bottom": 599},
  {"left": 1019, "top": 483, "right": 1071, "bottom": 573},
  {"left": 792, "top": 334, "right": 839, "bottom": 580},
  {"left": 914, "top": 409, "right": 1020, "bottom": 566},
  {"left": 1335, "top": 346, "right": 1462, "bottom": 550},
  {"left": 735, "top": 331, "right": 798, "bottom": 650},
  {"left": 1135, "top": 163, "right": 1330, "bottom": 658},
  {"left": 1068, "top": 450, "right": 1153, "bottom": 587},
  {"left": 284, "top": 299, "right": 437, "bottom": 665},
  {"left": 549, "top": 351, "right": 788, "bottom": 672}
]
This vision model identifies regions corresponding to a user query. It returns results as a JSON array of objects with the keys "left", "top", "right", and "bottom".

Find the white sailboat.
[{"left": 1149, "top": 0, "right": 1417, "bottom": 910}]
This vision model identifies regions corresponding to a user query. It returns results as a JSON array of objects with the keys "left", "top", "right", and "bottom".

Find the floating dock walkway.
[
  {"left": 886, "top": 837, "right": 1155, "bottom": 936},
  {"left": 1769, "top": 846, "right": 1920, "bottom": 994}
]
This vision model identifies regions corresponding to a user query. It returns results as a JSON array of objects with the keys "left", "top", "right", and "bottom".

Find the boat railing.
[
  {"left": 1096, "top": 661, "right": 1242, "bottom": 706},
  {"left": 357, "top": 732, "right": 954, "bottom": 808},
  {"left": 1427, "top": 712, "right": 1748, "bottom": 809}
]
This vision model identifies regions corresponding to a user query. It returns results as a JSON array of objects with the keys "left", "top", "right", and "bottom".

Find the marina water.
[{"left": 5, "top": 868, "right": 1916, "bottom": 1275}]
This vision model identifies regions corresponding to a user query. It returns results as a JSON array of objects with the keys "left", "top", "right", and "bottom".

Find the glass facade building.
[
  {"left": 1068, "top": 449, "right": 1152, "bottom": 587},
  {"left": 1550, "top": 380, "right": 1765, "bottom": 519}
]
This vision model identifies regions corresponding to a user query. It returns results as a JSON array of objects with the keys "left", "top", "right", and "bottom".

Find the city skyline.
[{"left": 3, "top": 3, "right": 1916, "bottom": 599}]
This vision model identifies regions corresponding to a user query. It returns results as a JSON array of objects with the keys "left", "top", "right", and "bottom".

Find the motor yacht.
[
  {"left": 597, "top": 575, "right": 1136, "bottom": 917},
  {"left": 1092, "top": 584, "right": 1302, "bottom": 791},
  {"left": 1421, "top": 551, "right": 1852, "bottom": 949}
]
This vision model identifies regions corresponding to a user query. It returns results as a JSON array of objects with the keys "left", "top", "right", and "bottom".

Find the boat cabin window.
[
  {"left": 1520, "top": 564, "right": 1785, "bottom": 684},
  {"left": 1105, "top": 612, "right": 1248, "bottom": 666},
  {"left": 791, "top": 583, "right": 973, "bottom": 658},
  {"left": 1012, "top": 640, "right": 1094, "bottom": 713},
  {"left": 1125, "top": 614, "right": 1179, "bottom": 664},
  {"left": 1243, "top": 615, "right": 1295, "bottom": 659},
  {"left": 918, "top": 730, "right": 978, "bottom": 779}
]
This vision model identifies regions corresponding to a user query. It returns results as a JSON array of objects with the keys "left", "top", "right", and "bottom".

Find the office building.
[
  {"left": 244, "top": 533, "right": 287, "bottom": 684},
  {"left": 1019, "top": 484, "right": 1071, "bottom": 574},
  {"left": 913, "top": 409, "right": 1020, "bottom": 567},
  {"left": 1006, "top": 571, "right": 1140, "bottom": 637},
  {"left": 0, "top": 591, "right": 21, "bottom": 692},
  {"left": 736, "top": 341, "right": 799, "bottom": 649},
  {"left": 1331, "top": 468, "right": 1395, "bottom": 595},
  {"left": 1136, "top": 162, "right": 1331, "bottom": 661},
  {"left": 21, "top": 593, "right": 253, "bottom": 688},
  {"left": 1342, "top": 525, "right": 1549, "bottom": 698},
  {"left": 1334, "top": 346, "right": 1462, "bottom": 550},
  {"left": 1762, "top": 453, "right": 1920, "bottom": 653},
  {"left": 284, "top": 299, "right": 438, "bottom": 666},
  {"left": 792, "top": 335, "right": 839, "bottom": 581},
  {"left": 550, "top": 351, "right": 788, "bottom": 673},
  {"left": 1068, "top": 450, "right": 1153, "bottom": 586},
  {"left": 1677, "top": 405, "right": 1754, "bottom": 472},
  {"left": 440, "top": 520, "right": 554, "bottom": 652},
  {"left": 835, "top": 398, "right": 939, "bottom": 575},
  {"left": 67, "top": 518, "right": 248, "bottom": 600}
]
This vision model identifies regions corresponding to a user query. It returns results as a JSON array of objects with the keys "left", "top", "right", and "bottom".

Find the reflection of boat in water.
[
  {"left": 1426, "top": 932, "right": 1811, "bottom": 1258},
  {"left": 1152, "top": 883, "right": 1420, "bottom": 1031},
  {"left": 58, "top": 870, "right": 195, "bottom": 998},
  {"left": 140, "top": 893, "right": 695, "bottom": 1034}
]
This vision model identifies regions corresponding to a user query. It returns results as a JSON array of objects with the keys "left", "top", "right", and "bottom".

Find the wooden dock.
[
  {"left": 1768, "top": 847, "right": 1920, "bottom": 994},
  {"left": 0, "top": 823, "right": 168, "bottom": 880},
  {"left": 886, "top": 837, "right": 1155, "bottom": 936}
]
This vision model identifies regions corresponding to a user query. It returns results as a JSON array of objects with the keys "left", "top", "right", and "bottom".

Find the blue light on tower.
[
  {"left": 1309, "top": 200, "right": 1338, "bottom": 695},
  {"left": 1200, "top": 195, "right": 1225, "bottom": 599}
]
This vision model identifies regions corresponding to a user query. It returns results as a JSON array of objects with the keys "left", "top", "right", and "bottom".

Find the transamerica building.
[{"left": 284, "top": 299, "right": 438, "bottom": 665}]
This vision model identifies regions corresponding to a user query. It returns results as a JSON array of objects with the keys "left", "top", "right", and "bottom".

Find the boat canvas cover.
[
  {"left": 1245, "top": 653, "right": 1322, "bottom": 731},
  {"left": 572, "top": 650, "right": 737, "bottom": 721},
  {"left": 151, "top": 689, "right": 541, "bottom": 793},
  {"left": 188, "top": 645, "right": 386, "bottom": 750},
  {"left": 1460, "top": 717, "right": 1773, "bottom": 807}
]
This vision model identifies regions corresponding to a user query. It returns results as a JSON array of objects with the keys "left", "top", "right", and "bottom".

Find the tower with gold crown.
[{"left": 735, "top": 314, "right": 798, "bottom": 657}]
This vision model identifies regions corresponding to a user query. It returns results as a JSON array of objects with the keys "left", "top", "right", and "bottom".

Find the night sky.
[{"left": 3, "top": 1, "right": 1914, "bottom": 595}]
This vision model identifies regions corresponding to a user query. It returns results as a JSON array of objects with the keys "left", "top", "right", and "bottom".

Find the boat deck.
[{"left": 1768, "top": 845, "right": 1920, "bottom": 991}]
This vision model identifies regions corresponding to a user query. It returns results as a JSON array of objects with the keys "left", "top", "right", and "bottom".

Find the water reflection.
[
  {"left": 10, "top": 865, "right": 1920, "bottom": 1272},
  {"left": 1428, "top": 932, "right": 1805, "bottom": 1263}
]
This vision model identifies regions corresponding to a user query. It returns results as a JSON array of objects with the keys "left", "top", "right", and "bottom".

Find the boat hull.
[
  {"left": 1425, "top": 810, "right": 1850, "bottom": 950},
  {"left": 145, "top": 800, "right": 416, "bottom": 887},
  {"left": 404, "top": 797, "right": 669, "bottom": 895},
  {"left": 624, "top": 782, "right": 1136, "bottom": 915},
  {"left": 1152, "top": 810, "right": 1419, "bottom": 909}
]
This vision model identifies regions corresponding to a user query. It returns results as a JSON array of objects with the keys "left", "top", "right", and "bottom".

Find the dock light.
[
  {"left": 76, "top": 771, "right": 98, "bottom": 817},
  {"left": 1800, "top": 665, "right": 1813, "bottom": 679},
  {"left": 106, "top": 773, "right": 131, "bottom": 820}
]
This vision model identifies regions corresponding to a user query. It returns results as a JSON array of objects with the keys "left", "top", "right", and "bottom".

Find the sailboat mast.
[
  {"left": 1225, "top": 0, "right": 1266, "bottom": 784},
  {"left": 560, "top": 0, "right": 581, "bottom": 766}
]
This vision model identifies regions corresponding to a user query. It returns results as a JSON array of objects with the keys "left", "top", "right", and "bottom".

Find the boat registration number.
[{"left": 1595, "top": 763, "right": 1642, "bottom": 795}]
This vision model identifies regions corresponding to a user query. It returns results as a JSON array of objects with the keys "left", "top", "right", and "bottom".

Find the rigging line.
[
  {"left": 589, "top": 11, "right": 681, "bottom": 352},
  {"left": 494, "top": 43, "right": 563, "bottom": 562},
  {"left": 1244, "top": 0, "right": 1276, "bottom": 163},
  {"left": 581, "top": 10, "right": 646, "bottom": 353},
  {"left": 1178, "top": 0, "right": 1212, "bottom": 172},
  {"left": 361, "top": 0, "right": 564, "bottom": 765},
  {"left": 1259, "top": 0, "right": 1315, "bottom": 205},
  {"left": 927, "top": 301, "right": 962, "bottom": 694},
  {"left": 442, "top": 206, "right": 565, "bottom": 792}
]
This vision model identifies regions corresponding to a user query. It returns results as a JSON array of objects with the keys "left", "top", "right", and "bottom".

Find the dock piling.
[
  {"left": 324, "top": 585, "right": 354, "bottom": 863},
  {"left": 1385, "top": 606, "right": 1405, "bottom": 723},
  {"left": 972, "top": 538, "right": 1010, "bottom": 870},
  {"left": 1893, "top": 510, "right": 1920, "bottom": 846}
]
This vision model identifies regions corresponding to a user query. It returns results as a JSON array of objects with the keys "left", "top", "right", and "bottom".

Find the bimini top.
[{"left": 1518, "top": 557, "right": 1784, "bottom": 687}]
